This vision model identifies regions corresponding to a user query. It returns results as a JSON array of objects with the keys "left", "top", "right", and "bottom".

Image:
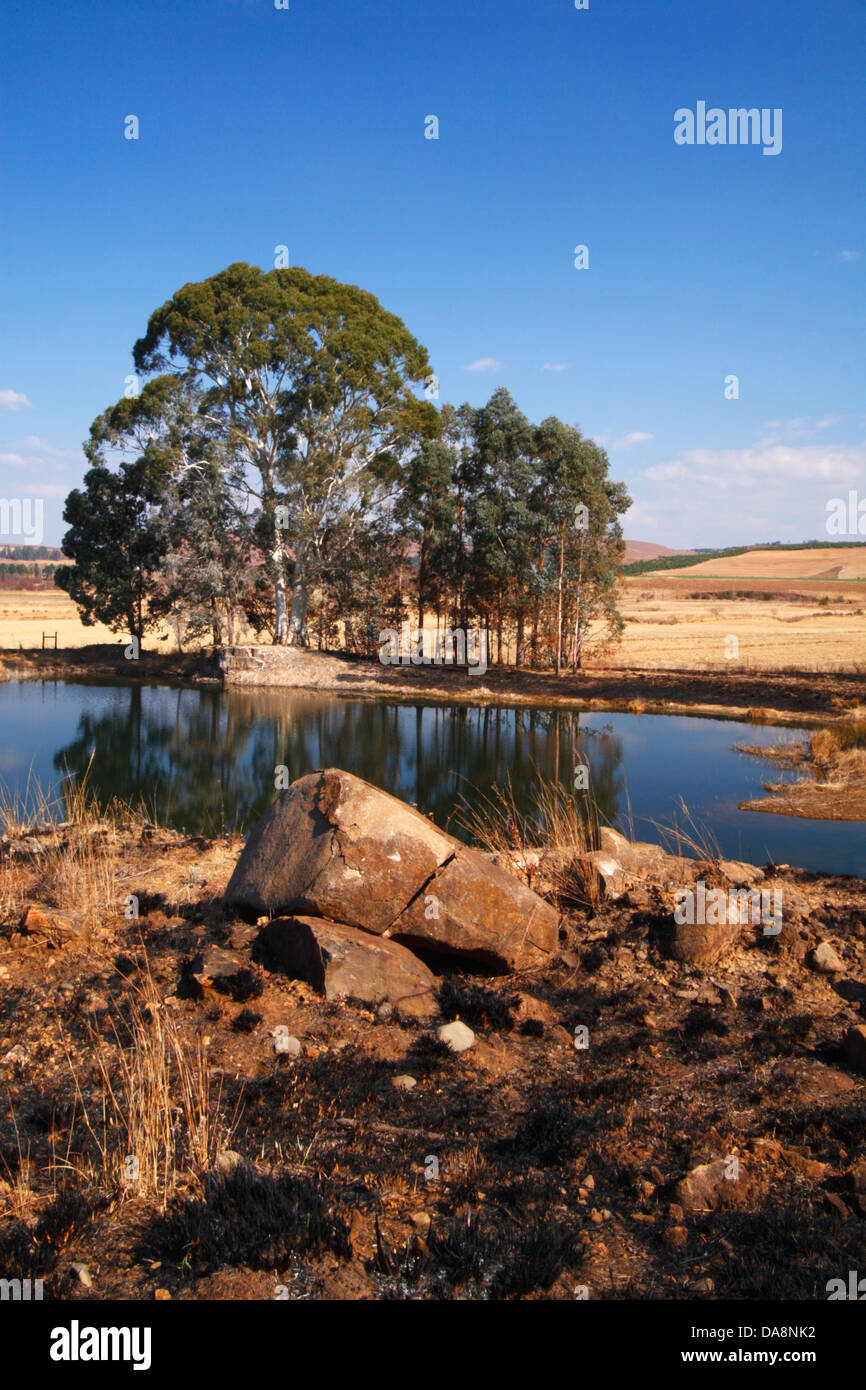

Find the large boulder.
[
  {"left": 256, "top": 915, "right": 436, "bottom": 1013},
  {"left": 225, "top": 770, "right": 559, "bottom": 971},
  {"left": 390, "top": 844, "right": 559, "bottom": 971},
  {"left": 224, "top": 769, "right": 454, "bottom": 932}
]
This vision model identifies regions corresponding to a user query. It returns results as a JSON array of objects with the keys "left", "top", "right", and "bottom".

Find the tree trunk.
[
  {"left": 555, "top": 532, "right": 564, "bottom": 674},
  {"left": 286, "top": 542, "right": 307, "bottom": 646},
  {"left": 572, "top": 530, "right": 585, "bottom": 672}
]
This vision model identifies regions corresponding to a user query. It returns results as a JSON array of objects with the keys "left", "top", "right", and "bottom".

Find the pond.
[{"left": 0, "top": 679, "right": 863, "bottom": 875}]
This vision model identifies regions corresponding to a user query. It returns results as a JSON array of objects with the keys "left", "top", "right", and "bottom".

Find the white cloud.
[
  {"left": 643, "top": 442, "right": 866, "bottom": 489},
  {"left": 840, "top": 249, "right": 860, "bottom": 262},
  {"left": 0, "top": 390, "right": 32, "bottom": 411},
  {"left": 463, "top": 357, "right": 502, "bottom": 372},
  {"left": 542, "top": 362, "right": 572, "bottom": 372},
  {"left": 612, "top": 430, "right": 653, "bottom": 451}
]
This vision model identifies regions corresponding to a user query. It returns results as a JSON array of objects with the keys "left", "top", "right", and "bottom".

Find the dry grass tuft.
[
  {"left": 456, "top": 772, "right": 604, "bottom": 908},
  {"left": 60, "top": 964, "right": 240, "bottom": 1208}
]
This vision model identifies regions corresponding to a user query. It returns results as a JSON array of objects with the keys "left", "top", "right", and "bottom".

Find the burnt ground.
[{"left": 1, "top": 822, "right": 865, "bottom": 1302}]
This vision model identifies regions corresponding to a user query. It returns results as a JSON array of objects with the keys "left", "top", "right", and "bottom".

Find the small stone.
[
  {"left": 377, "top": 1002, "right": 394, "bottom": 1022},
  {"left": 214, "top": 1149, "right": 243, "bottom": 1175},
  {"left": 811, "top": 941, "right": 844, "bottom": 975},
  {"left": 663, "top": 1225, "right": 688, "bottom": 1249},
  {"left": 154, "top": 1288, "right": 171, "bottom": 1300},
  {"left": 437, "top": 1021, "right": 475, "bottom": 1054},
  {"left": 392, "top": 1074, "right": 417, "bottom": 1091},
  {"left": 590, "top": 1209, "right": 603, "bottom": 1224},
  {"left": 668, "top": 1202, "right": 685, "bottom": 1223},
  {"left": 273, "top": 1029, "right": 301, "bottom": 1056},
  {"left": 81, "top": 992, "right": 109, "bottom": 1016},
  {"left": 410, "top": 1211, "right": 431, "bottom": 1234},
  {"left": 70, "top": 1262, "right": 92, "bottom": 1289},
  {"left": 1, "top": 1045, "right": 28, "bottom": 1071},
  {"left": 583, "top": 1174, "right": 595, "bottom": 1191}
]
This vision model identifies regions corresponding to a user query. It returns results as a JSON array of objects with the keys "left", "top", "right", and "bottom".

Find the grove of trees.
[{"left": 57, "top": 262, "right": 630, "bottom": 670}]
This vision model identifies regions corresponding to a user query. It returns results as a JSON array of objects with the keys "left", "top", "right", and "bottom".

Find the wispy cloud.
[
  {"left": 759, "top": 415, "right": 843, "bottom": 445},
  {"left": 10, "top": 435, "right": 76, "bottom": 458},
  {"left": 542, "top": 362, "right": 572, "bottom": 373},
  {"left": 463, "top": 357, "right": 502, "bottom": 372},
  {"left": 612, "top": 430, "right": 653, "bottom": 450},
  {"left": 0, "top": 389, "right": 32, "bottom": 411},
  {"left": 840, "top": 249, "right": 860, "bottom": 262}
]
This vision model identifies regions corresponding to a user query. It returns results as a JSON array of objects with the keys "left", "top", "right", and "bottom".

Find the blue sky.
[{"left": 1, "top": 0, "right": 863, "bottom": 548}]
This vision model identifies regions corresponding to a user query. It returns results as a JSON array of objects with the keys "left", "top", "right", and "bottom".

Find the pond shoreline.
[{"left": 0, "top": 643, "right": 862, "bottom": 727}]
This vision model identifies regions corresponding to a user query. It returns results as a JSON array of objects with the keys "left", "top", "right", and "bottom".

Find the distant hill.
[
  {"left": 622, "top": 540, "right": 690, "bottom": 564},
  {"left": 621, "top": 540, "right": 866, "bottom": 577}
]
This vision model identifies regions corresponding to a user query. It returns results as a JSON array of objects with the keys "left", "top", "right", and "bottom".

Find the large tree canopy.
[{"left": 132, "top": 262, "right": 439, "bottom": 642}]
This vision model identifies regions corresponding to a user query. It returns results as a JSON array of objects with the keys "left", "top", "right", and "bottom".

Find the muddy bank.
[
  {"left": 0, "top": 642, "right": 863, "bottom": 724},
  {"left": 738, "top": 728, "right": 866, "bottom": 821}
]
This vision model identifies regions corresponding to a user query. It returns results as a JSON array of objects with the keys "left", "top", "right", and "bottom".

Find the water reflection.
[{"left": 51, "top": 686, "right": 626, "bottom": 839}]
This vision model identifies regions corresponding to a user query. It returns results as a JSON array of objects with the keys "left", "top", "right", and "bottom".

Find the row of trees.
[{"left": 58, "top": 263, "right": 630, "bottom": 669}]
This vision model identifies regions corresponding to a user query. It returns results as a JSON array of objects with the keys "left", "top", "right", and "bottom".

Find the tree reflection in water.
[{"left": 53, "top": 686, "right": 625, "bottom": 839}]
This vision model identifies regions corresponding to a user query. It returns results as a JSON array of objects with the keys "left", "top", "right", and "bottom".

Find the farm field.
[
  {"left": 658, "top": 546, "right": 866, "bottom": 582},
  {"left": 0, "top": 589, "right": 174, "bottom": 650},
  {"left": 608, "top": 547, "right": 866, "bottom": 671}
]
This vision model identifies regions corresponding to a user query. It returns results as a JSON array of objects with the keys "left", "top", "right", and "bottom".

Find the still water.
[{"left": 0, "top": 679, "right": 863, "bottom": 875}]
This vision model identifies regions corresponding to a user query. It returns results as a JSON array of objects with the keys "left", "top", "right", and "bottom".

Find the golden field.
[{"left": 0, "top": 589, "right": 173, "bottom": 650}]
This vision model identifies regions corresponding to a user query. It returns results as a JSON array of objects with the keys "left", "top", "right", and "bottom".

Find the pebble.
[
  {"left": 273, "top": 1029, "right": 301, "bottom": 1056},
  {"left": 437, "top": 1021, "right": 475, "bottom": 1053},
  {"left": 392, "top": 1074, "right": 417, "bottom": 1091},
  {"left": 812, "top": 941, "right": 844, "bottom": 974}
]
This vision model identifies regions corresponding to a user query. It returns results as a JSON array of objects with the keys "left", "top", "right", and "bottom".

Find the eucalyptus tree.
[
  {"left": 462, "top": 388, "right": 536, "bottom": 663},
  {"left": 56, "top": 456, "right": 168, "bottom": 646},
  {"left": 66, "top": 373, "right": 250, "bottom": 647},
  {"left": 133, "top": 262, "right": 438, "bottom": 644},
  {"left": 532, "top": 418, "right": 630, "bottom": 670}
]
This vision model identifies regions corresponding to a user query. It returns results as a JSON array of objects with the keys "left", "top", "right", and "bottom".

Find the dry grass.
[
  {"left": 0, "top": 758, "right": 156, "bottom": 936},
  {"left": 456, "top": 772, "right": 604, "bottom": 908},
  {"left": 58, "top": 966, "right": 240, "bottom": 1207}
]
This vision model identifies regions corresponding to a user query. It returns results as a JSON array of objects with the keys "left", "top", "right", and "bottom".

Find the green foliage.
[{"left": 56, "top": 457, "right": 168, "bottom": 641}]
